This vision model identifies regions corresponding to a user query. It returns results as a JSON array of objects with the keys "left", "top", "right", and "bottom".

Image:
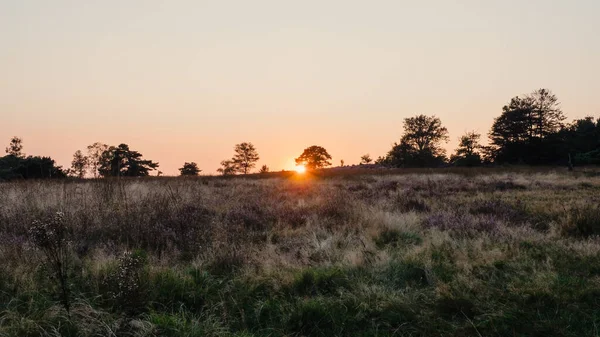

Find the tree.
[
  {"left": 87, "top": 142, "right": 109, "bottom": 178},
  {"left": 5, "top": 137, "right": 24, "bottom": 158},
  {"left": 217, "top": 160, "right": 236, "bottom": 175},
  {"left": 98, "top": 144, "right": 159, "bottom": 177},
  {"left": 563, "top": 117, "right": 600, "bottom": 165},
  {"left": 12, "top": 156, "right": 66, "bottom": 179},
  {"left": 340, "top": 159, "right": 345, "bottom": 167},
  {"left": 232, "top": 142, "right": 260, "bottom": 174},
  {"left": 360, "top": 154, "right": 372, "bottom": 165},
  {"left": 530, "top": 89, "right": 565, "bottom": 138},
  {"left": 384, "top": 115, "right": 449, "bottom": 167},
  {"left": 71, "top": 150, "right": 89, "bottom": 178},
  {"left": 451, "top": 131, "right": 483, "bottom": 166},
  {"left": 489, "top": 89, "right": 567, "bottom": 164},
  {"left": 259, "top": 165, "right": 269, "bottom": 173},
  {"left": 295, "top": 146, "right": 332, "bottom": 170},
  {"left": 179, "top": 162, "right": 201, "bottom": 176}
]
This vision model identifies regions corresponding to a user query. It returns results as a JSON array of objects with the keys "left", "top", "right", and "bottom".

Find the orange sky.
[{"left": 1, "top": 1, "right": 598, "bottom": 174}]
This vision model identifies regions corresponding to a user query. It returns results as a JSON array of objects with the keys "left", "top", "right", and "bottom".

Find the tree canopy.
[
  {"left": 179, "top": 162, "right": 201, "bottom": 176},
  {"left": 451, "top": 131, "right": 483, "bottom": 167},
  {"left": 295, "top": 146, "right": 332, "bottom": 170},
  {"left": 1, "top": 137, "right": 65, "bottom": 180},
  {"left": 71, "top": 150, "right": 89, "bottom": 178},
  {"left": 383, "top": 115, "right": 449, "bottom": 167},
  {"left": 98, "top": 144, "right": 159, "bottom": 177},
  {"left": 5, "top": 137, "right": 24, "bottom": 158},
  {"left": 360, "top": 154, "right": 372, "bottom": 165},
  {"left": 217, "top": 160, "right": 237, "bottom": 176},
  {"left": 489, "top": 89, "right": 567, "bottom": 164},
  {"left": 232, "top": 142, "right": 260, "bottom": 174}
]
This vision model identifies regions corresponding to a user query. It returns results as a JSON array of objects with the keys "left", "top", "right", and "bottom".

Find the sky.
[{"left": 1, "top": 0, "right": 598, "bottom": 175}]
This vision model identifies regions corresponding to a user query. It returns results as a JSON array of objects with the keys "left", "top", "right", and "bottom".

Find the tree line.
[
  {"left": 375, "top": 89, "right": 599, "bottom": 168},
  {"left": 1, "top": 88, "right": 598, "bottom": 180}
]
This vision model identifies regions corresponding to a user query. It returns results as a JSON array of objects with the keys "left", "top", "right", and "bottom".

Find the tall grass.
[{"left": 1, "top": 170, "right": 599, "bottom": 336}]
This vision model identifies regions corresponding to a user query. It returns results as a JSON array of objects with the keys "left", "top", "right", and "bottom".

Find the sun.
[{"left": 295, "top": 164, "right": 306, "bottom": 174}]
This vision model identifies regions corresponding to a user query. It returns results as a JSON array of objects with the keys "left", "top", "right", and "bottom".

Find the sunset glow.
[
  {"left": 295, "top": 165, "right": 306, "bottom": 174},
  {"left": 0, "top": 1, "right": 598, "bottom": 174}
]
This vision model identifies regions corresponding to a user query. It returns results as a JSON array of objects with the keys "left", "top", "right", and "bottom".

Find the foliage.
[
  {"left": 383, "top": 115, "right": 449, "bottom": 167},
  {"left": 451, "top": 131, "right": 483, "bottom": 166},
  {"left": 259, "top": 165, "right": 269, "bottom": 173},
  {"left": 28, "top": 212, "right": 73, "bottom": 314},
  {"left": 0, "top": 155, "right": 66, "bottom": 180},
  {"left": 98, "top": 144, "right": 159, "bottom": 177},
  {"left": 179, "top": 162, "right": 201, "bottom": 176},
  {"left": 104, "top": 250, "right": 149, "bottom": 314},
  {"left": 217, "top": 159, "right": 237, "bottom": 175},
  {"left": 1, "top": 171, "right": 600, "bottom": 336},
  {"left": 295, "top": 145, "right": 332, "bottom": 170},
  {"left": 5, "top": 136, "right": 24, "bottom": 158},
  {"left": 488, "top": 89, "right": 567, "bottom": 164},
  {"left": 360, "top": 154, "right": 372, "bottom": 165},
  {"left": 70, "top": 150, "right": 89, "bottom": 179},
  {"left": 86, "top": 142, "right": 109, "bottom": 178},
  {"left": 564, "top": 117, "right": 600, "bottom": 165},
  {"left": 231, "top": 142, "right": 260, "bottom": 174}
]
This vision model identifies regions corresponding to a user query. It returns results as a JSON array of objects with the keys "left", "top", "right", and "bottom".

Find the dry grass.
[{"left": 1, "top": 169, "right": 600, "bottom": 336}]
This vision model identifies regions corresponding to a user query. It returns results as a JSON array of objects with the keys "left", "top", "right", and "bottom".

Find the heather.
[{"left": 1, "top": 169, "right": 600, "bottom": 336}]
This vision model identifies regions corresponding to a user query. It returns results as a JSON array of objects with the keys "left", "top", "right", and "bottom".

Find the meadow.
[{"left": 1, "top": 168, "right": 600, "bottom": 336}]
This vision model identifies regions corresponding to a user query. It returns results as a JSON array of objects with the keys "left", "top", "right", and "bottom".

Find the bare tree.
[
  {"left": 86, "top": 142, "right": 109, "bottom": 178},
  {"left": 71, "top": 150, "right": 89, "bottom": 178}
]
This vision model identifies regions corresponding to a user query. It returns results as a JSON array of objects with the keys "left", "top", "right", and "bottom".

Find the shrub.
[
  {"left": 28, "top": 211, "right": 73, "bottom": 314},
  {"left": 104, "top": 250, "right": 149, "bottom": 314}
]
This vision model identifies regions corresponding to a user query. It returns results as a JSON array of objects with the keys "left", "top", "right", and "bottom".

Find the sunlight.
[{"left": 295, "top": 164, "right": 306, "bottom": 174}]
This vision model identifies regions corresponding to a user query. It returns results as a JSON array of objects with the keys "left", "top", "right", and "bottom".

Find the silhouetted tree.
[
  {"left": 360, "top": 154, "right": 372, "bottom": 165},
  {"left": 217, "top": 160, "right": 236, "bottom": 175},
  {"left": 179, "top": 162, "right": 201, "bottom": 176},
  {"left": 232, "top": 142, "right": 260, "bottom": 174},
  {"left": 5, "top": 137, "right": 24, "bottom": 158},
  {"left": 384, "top": 115, "right": 449, "bottom": 167},
  {"left": 489, "top": 89, "right": 567, "bottom": 164},
  {"left": 71, "top": 150, "right": 89, "bottom": 178},
  {"left": 451, "top": 131, "right": 483, "bottom": 166},
  {"left": 86, "top": 142, "right": 109, "bottom": 178},
  {"left": 563, "top": 116, "right": 600, "bottom": 165},
  {"left": 295, "top": 146, "right": 332, "bottom": 170},
  {"left": 98, "top": 144, "right": 159, "bottom": 177},
  {"left": 259, "top": 165, "right": 269, "bottom": 173},
  {"left": 17, "top": 156, "right": 66, "bottom": 179},
  {"left": 340, "top": 159, "right": 345, "bottom": 167}
]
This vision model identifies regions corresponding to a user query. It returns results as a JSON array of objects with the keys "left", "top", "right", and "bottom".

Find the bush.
[
  {"left": 103, "top": 250, "right": 149, "bottom": 314},
  {"left": 28, "top": 212, "right": 73, "bottom": 314}
]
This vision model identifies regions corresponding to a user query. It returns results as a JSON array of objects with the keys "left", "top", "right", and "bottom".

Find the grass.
[{"left": 1, "top": 168, "right": 600, "bottom": 336}]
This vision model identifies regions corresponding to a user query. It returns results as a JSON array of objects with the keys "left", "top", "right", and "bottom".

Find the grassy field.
[{"left": 1, "top": 169, "right": 600, "bottom": 336}]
